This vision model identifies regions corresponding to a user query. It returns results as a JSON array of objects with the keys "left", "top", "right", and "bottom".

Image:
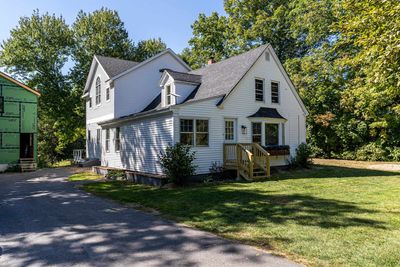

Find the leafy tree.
[
  {"left": 134, "top": 38, "right": 166, "bottom": 62},
  {"left": 71, "top": 7, "right": 136, "bottom": 89},
  {"left": 186, "top": 12, "right": 236, "bottom": 68},
  {"left": 0, "top": 10, "right": 74, "bottom": 163}
]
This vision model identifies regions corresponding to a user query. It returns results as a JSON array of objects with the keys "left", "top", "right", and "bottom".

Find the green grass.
[
  {"left": 50, "top": 160, "right": 73, "bottom": 168},
  {"left": 68, "top": 172, "right": 102, "bottom": 181},
  {"left": 83, "top": 165, "right": 400, "bottom": 266}
]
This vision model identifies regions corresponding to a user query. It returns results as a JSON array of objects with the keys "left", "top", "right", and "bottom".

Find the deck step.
[{"left": 20, "top": 158, "right": 37, "bottom": 172}]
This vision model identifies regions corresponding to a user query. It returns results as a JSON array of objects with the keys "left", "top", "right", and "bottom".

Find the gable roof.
[
  {"left": 185, "top": 44, "right": 268, "bottom": 103},
  {"left": 84, "top": 49, "right": 192, "bottom": 96},
  {"left": 95, "top": 55, "right": 139, "bottom": 78},
  {"left": 0, "top": 71, "right": 41, "bottom": 96}
]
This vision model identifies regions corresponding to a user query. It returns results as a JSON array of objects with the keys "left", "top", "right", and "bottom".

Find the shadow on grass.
[
  {"left": 85, "top": 180, "right": 388, "bottom": 235},
  {"left": 269, "top": 164, "right": 400, "bottom": 180}
]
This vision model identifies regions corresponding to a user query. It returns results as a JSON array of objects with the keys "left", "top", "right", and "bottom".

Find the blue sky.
[{"left": 0, "top": 0, "right": 225, "bottom": 53}]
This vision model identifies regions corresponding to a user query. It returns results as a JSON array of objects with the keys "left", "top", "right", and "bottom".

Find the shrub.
[
  {"left": 106, "top": 170, "right": 126, "bottom": 180},
  {"left": 388, "top": 147, "right": 400, "bottom": 161},
  {"left": 289, "top": 143, "right": 312, "bottom": 168},
  {"left": 355, "top": 143, "right": 387, "bottom": 161},
  {"left": 159, "top": 143, "right": 196, "bottom": 185}
]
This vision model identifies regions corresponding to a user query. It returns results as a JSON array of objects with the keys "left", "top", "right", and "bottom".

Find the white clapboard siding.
[
  {"left": 174, "top": 47, "right": 307, "bottom": 174},
  {"left": 102, "top": 114, "right": 173, "bottom": 174}
]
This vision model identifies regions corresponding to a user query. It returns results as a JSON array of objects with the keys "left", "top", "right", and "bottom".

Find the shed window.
[
  {"left": 180, "top": 119, "right": 209, "bottom": 146},
  {"left": 265, "top": 123, "right": 279, "bottom": 146},
  {"left": 115, "top": 127, "right": 121, "bottom": 151},
  {"left": 252, "top": 122, "right": 262, "bottom": 144},
  {"left": 225, "top": 119, "right": 235, "bottom": 141},
  {"left": 271, "top": 81, "right": 279, "bottom": 103},
  {"left": 0, "top": 96, "right": 3, "bottom": 113},
  {"left": 95, "top": 77, "right": 101, "bottom": 105},
  {"left": 105, "top": 129, "right": 110, "bottom": 152},
  {"left": 255, "top": 79, "right": 264, "bottom": 101}
]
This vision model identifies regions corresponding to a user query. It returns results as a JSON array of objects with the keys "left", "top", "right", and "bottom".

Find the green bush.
[
  {"left": 159, "top": 143, "right": 196, "bottom": 185},
  {"left": 388, "top": 147, "right": 400, "bottom": 161},
  {"left": 289, "top": 143, "right": 312, "bottom": 168},
  {"left": 355, "top": 143, "right": 387, "bottom": 161}
]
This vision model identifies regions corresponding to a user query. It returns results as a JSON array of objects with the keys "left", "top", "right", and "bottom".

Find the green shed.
[{"left": 0, "top": 72, "right": 40, "bottom": 172}]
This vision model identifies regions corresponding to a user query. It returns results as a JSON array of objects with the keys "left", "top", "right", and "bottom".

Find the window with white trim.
[
  {"left": 180, "top": 119, "right": 209, "bottom": 146},
  {"left": 255, "top": 79, "right": 264, "bottom": 101},
  {"left": 105, "top": 129, "right": 110, "bottom": 152},
  {"left": 115, "top": 127, "right": 121, "bottom": 151},
  {"left": 95, "top": 77, "right": 101, "bottom": 105},
  {"left": 166, "top": 84, "right": 172, "bottom": 105},
  {"left": 88, "top": 130, "right": 91, "bottom": 141},
  {"left": 265, "top": 123, "right": 279, "bottom": 145},
  {"left": 96, "top": 129, "right": 101, "bottom": 145},
  {"left": 271, "top": 81, "right": 279, "bottom": 103},
  {"left": 106, "top": 87, "right": 110, "bottom": 101},
  {"left": 252, "top": 122, "right": 262, "bottom": 144},
  {"left": 88, "top": 97, "right": 92, "bottom": 108},
  {"left": 224, "top": 119, "right": 235, "bottom": 141}
]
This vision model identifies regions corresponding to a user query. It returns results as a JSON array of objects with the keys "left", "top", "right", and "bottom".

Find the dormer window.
[
  {"left": 95, "top": 77, "right": 101, "bottom": 105},
  {"left": 166, "top": 84, "right": 172, "bottom": 105}
]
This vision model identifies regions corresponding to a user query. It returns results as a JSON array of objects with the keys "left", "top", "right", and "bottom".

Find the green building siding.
[{"left": 0, "top": 76, "right": 38, "bottom": 164}]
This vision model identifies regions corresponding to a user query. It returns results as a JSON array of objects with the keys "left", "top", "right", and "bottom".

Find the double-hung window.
[
  {"left": 88, "top": 97, "right": 92, "bottom": 108},
  {"left": 271, "top": 81, "right": 279, "bottom": 103},
  {"left": 96, "top": 129, "right": 101, "bottom": 145},
  {"left": 95, "top": 77, "right": 101, "bottom": 105},
  {"left": 265, "top": 123, "right": 279, "bottom": 146},
  {"left": 180, "top": 119, "right": 209, "bottom": 146},
  {"left": 252, "top": 122, "right": 262, "bottom": 144},
  {"left": 115, "top": 127, "right": 121, "bottom": 151},
  {"left": 166, "top": 85, "right": 172, "bottom": 105},
  {"left": 255, "top": 79, "right": 264, "bottom": 101},
  {"left": 87, "top": 130, "right": 91, "bottom": 142},
  {"left": 224, "top": 119, "right": 235, "bottom": 141},
  {"left": 105, "top": 129, "right": 110, "bottom": 152},
  {"left": 106, "top": 87, "right": 110, "bottom": 101}
]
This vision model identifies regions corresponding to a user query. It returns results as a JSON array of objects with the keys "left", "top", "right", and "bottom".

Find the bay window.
[{"left": 265, "top": 123, "right": 279, "bottom": 146}]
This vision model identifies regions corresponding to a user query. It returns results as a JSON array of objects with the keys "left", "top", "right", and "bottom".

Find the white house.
[{"left": 84, "top": 44, "right": 308, "bottom": 181}]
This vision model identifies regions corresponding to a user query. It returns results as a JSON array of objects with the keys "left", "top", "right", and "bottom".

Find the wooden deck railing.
[{"left": 223, "top": 143, "right": 271, "bottom": 180}]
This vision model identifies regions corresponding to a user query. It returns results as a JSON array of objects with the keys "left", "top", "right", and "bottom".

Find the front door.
[{"left": 20, "top": 133, "right": 34, "bottom": 158}]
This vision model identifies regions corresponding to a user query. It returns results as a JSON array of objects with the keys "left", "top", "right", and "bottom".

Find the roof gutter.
[{"left": 98, "top": 108, "right": 173, "bottom": 127}]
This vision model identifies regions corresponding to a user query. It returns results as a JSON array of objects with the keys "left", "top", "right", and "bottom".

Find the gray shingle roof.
[
  {"left": 248, "top": 107, "right": 286, "bottom": 120},
  {"left": 96, "top": 55, "right": 139, "bottom": 78},
  {"left": 165, "top": 69, "right": 202, "bottom": 84},
  {"left": 185, "top": 44, "right": 268, "bottom": 103}
]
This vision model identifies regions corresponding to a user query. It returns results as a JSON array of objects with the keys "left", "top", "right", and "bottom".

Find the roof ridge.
[
  {"left": 95, "top": 55, "right": 138, "bottom": 64},
  {"left": 190, "top": 44, "right": 268, "bottom": 73}
]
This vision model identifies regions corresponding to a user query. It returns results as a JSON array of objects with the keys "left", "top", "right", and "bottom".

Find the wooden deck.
[{"left": 223, "top": 143, "right": 270, "bottom": 180}]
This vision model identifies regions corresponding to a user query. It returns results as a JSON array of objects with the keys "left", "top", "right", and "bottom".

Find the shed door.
[{"left": 20, "top": 133, "right": 34, "bottom": 158}]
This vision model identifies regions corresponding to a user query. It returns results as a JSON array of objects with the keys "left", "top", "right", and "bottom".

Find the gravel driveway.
[{"left": 0, "top": 168, "right": 300, "bottom": 267}]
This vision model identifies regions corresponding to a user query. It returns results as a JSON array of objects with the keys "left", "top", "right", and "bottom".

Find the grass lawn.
[
  {"left": 83, "top": 163, "right": 400, "bottom": 266},
  {"left": 68, "top": 172, "right": 102, "bottom": 181}
]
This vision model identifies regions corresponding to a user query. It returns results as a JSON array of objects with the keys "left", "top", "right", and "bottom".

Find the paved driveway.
[{"left": 0, "top": 168, "right": 300, "bottom": 267}]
